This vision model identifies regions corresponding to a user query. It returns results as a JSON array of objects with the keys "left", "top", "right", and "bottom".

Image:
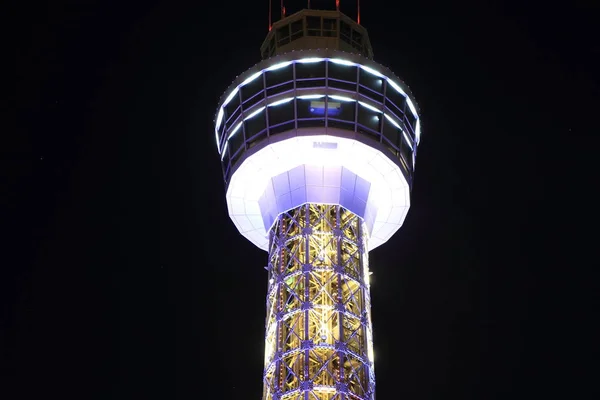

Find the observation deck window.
[
  {"left": 265, "top": 65, "right": 293, "bottom": 88},
  {"left": 351, "top": 30, "right": 363, "bottom": 52},
  {"left": 295, "top": 60, "right": 326, "bottom": 80},
  {"left": 340, "top": 21, "right": 351, "bottom": 44},
  {"left": 323, "top": 18, "right": 337, "bottom": 37},
  {"left": 277, "top": 25, "right": 290, "bottom": 46},
  {"left": 357, "top": 103, "right": 381, "bottom": 138},
  {"left": 290, "top": 19, "right": 304, "bottom": 41},
  {"left": 327, "top": 98, "right": 356, "bottom": 130},
  {"left": 306, "top": 16, "right": 321, "bottom": 36},
  {"left": 244, "top": 107, "right": 267, "bottom": 139},
  {"left": 268, "top": 99, "right": 295, "bottom": 127}
]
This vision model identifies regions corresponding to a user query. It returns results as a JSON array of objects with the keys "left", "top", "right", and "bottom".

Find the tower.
[{"left": 214, "top": 4, "right": 421, "bottom": 400}]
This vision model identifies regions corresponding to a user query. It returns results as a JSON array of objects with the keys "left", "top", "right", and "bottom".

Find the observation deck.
[{"left": 214, "top": 9, "right": 421, "bottom": 251}]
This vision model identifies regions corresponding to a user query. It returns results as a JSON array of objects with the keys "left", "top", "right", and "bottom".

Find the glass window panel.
[
  {"left": 244, "top": 108, "right": 267, "bottom": 138},
  {"left": 295, "top": 79, "right": 325, "bottom": 89},
  {"left": 290, "top": 19, "right": 303, "bottom": 41},
  {"left": 400, "top": 141, "right": 412, "bottom": 172},
  {"left": 297, "top": 98, "right": 320, "bottom": 119},
  {"left": 225, "top": 106, "right": 241, "bottom": 129},
  {"left": 351, "top": 29, "right": 363, "bottom": 47},
  {"left": 268, "top": 100, "right": 295, "bottom": 126},
  {"left": 241, "top": 74, "right": 264, "bottom": 103},
  {"left": 405, "top": 111, "right": 417, "bottom": 131},
  {"left": 228, "top": 126, "right": 245, "bottom": 160},
  {"left": 382, "top": 120, "right": 400, "bottom": 147},
  {"left": 359, "top": 68, "right": 384, "bottom": 93},
  {"left": 358, "top": 86, "right": 384, "bottom": 103},
  {"left": 224, "top": 93, "right": 240, "bottom": 121},
  {"left": 323, "top": 18, "right": 337, "bottom": 37},
  {"left": 328, "top": 62, "right": 357, "bottom": 82},
  {"left": 306, "top": 16, "right": 321, "bottom": 36},
  {"left": 297, "top": 119, "right": 323, "bottom": 129},
  {"left": 329, "top": 99, "right": 355, "bottom": 122},
  {"left": 266, "top": 81, "right": 294, "bottom": 96},
  {"left": 296, "top": 61, "right": 326, "bottom": 80},
  {"left": 265, "top": 66, "right": 293, "bottom": 87},
  {"left": 385, "top": 83, "right": 406, "bottom": 116},
  {"left": 277, "top": 25, "right": 290, "bottom": 46},
  {"left": 328, "top": 79, "right": 357, "bottom": 92},
  {"left": 357, "top": 104, "right": 381, "bottom": 133},
  {"left": 340, "top": 21, "right": 351, "bottom": 43},
  {"left": 269, "top": 121, "right": 294, "bottom": 135}
]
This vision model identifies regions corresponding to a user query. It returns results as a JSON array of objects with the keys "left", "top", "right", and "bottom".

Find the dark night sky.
[{"left": 5, "top": 1, "right": 599, "bottom": 399}]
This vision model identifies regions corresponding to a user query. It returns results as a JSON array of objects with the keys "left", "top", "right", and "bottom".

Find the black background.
[{"left": 5, "top": 0, "right": 599, "bottom": 398}]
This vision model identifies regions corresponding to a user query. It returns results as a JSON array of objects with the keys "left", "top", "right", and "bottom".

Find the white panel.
[
  {"left": 288, "top": 165, "right": 306, "bottom": 191},
  {"left": 230, "top": 198, "right": 246, "bottom": 215},
  {"left": 290, "top": 186, "right": 307, "bottom": 205},
  {"left": 245, "top": 201, "right": 261, "bottom": 216},
  {"left": 305, "top": 165, "right": 323, "bottom": 186},
  {"left": 322, "top": 186, "right": 341, "bottom": 204},
  {"left": 277, "top": 192, "right": 292, "bottom": 211},
  {"left": 306, "top": 185, "right": 325, "bottom": 202},
  {"left": 323, "top": 166, "right": 342, "bottom": 187},
  {"left": 388, "top": 206, "right": 407, "bottom": 224},
  {"left": 272, "top": 172, "right": 290, "bottom": 197},
  {"left": 226, "top": 134, "right": 412, "bottom": 251},
  {"left": 234, "top": 215, "right": 254, "bottom": 233},
  {"left": 248, "top": 215, "right": 265, "bottom": 230}
]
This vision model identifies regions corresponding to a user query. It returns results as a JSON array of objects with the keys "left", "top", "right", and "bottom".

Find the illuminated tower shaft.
[
  {"left": 263, "top": 204, "right": 374, "bottom": 400},
  {"left": 214, "top": 7, "right": 423, "bottom": 400}
]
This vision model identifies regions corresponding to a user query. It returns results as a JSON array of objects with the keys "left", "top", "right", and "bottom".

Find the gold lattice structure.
[{"left": 263, "top": 204, "right": 375, "bottom": 400}]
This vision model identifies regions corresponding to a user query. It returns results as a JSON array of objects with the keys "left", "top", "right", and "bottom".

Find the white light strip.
[
  {"left": 406, "top": 98, "right": 417, "bottom": 118},
  {"left": 358, "top": 101, "right": 381, "bottom": 113},
  {"left": 265, "top": 61, "right": 292, "bottom": 71},
  {"left": 361, "top": 65, "right": 384, "bottom": 78},
  {"left": 387, "top": 79, "right": 407, "bottom": 96},
  {"left": 298, "top": 94, "right": 325, "bottom": 100},
  {"left": 297, "top": 57, "right": 324, "bottom": 63},
  {"left": 220, "top": 141, "right": 228, "bottom": 160},
  {"left": 329, "top": 95, "right": 355, "bottom": 102},
  {"left": 384, "top": 113, "right": 401, "bottom": 129},
  {"left": 223, "top": 87, "right": 239, "bottom": 108},
  {"left": 329, "top": 58, "right": 356, "bottom": 66},
  {"left": 269, "top": 97, "right": 294, "bottom": 107},
  {"left": 241, "top": 71, "right": 262, "bottom": 86},
  {"left": 245, "top": 106, "right": 265, "bottom": 120},
  {"left": 402, "top": 131, "right": 414, "bottom": 150},
  {"left": 216, "top": 58, "right": 422, "bottom": 151},
  {"left": 228, "top": 121, "right": 243, "bottom": 140},
  {"left": 216, "top": 108, "right": 224, "bottom": 130}
]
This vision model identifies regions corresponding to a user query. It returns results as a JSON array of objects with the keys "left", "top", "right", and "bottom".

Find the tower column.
[{"left": 263, "top": 204, "right": 375, "bottom": 400}]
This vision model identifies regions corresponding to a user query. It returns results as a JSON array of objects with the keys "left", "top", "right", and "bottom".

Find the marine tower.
[{"left": 214, "top": 3, "right": 422, "bottom": 399}]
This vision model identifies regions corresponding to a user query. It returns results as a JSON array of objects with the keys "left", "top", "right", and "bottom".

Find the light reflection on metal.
[{"left": 263, "top": 204, "right": 375, "bottom": 400}]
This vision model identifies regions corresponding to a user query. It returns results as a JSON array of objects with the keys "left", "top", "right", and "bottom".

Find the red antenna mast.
[
  {"left": 269, "top": 0, "right": 272, "bottom": 31},
  {"left": 281, "top": 0, "right": 286, "bottom": 17},
  {"left": 357, "top": 0, "right": 361, "bottom": 24},
  {"left": 336, "top": 0, "right": 340, "bottom": 10}
]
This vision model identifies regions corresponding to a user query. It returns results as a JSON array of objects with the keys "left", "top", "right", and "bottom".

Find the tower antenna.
[
  {"left": 336, "top": 0, "right": 340, "bottom": 11},
  {"left": 357, "top": 0, "right": 361, "bottom": 24},
  {"left": 281, "top": 0, "right": 285, "bottom": 18},
  {"left": 269, "top": 0, "right": 272, "bottom": 31}
]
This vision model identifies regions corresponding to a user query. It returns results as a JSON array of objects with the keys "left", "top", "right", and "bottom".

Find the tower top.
[{"left": 261, "top": 9, "right": 373, "bottom": 60}]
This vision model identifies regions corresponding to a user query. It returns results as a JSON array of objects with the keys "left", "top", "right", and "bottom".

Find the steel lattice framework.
[{"left": 263, "top": 204, "right": 375, "bottom": 400}]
